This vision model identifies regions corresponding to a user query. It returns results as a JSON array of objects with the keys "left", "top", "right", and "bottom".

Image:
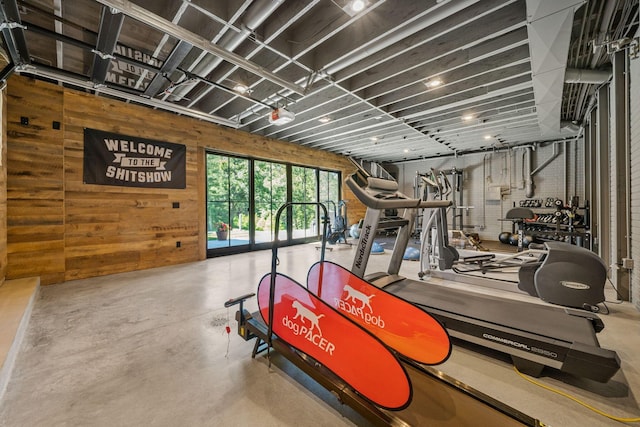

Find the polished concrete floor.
[{"left": 0, "top": 243, "right": 639, "bottom": 426}]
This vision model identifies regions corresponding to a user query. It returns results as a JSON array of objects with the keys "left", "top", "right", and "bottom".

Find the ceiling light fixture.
[
  {"left": 343, "top": 0, "right": 368, "bottom": 16},
  {"left": 425, "top": 78, "right": 442, "bottom": 88},
  {"left": 462, "top": 114, "right": 474, "bottom": 121},
  {"left": 370, "top": 136, "right": 378, "bottom": 142},
  {"left": 268, "top": 107, "right": 295, "bottom": 125},
  {"left": 484, "top": 135, "right": 492, "bottom": 140},
  {"left": 233, "top": 84, "right": 249, "bottom": 94},
  {"left": 351, "top": 0, "right": 366, "bottom": 12},
  {"left": 318, "top": 116, "right": 331, "bottom": 123}
]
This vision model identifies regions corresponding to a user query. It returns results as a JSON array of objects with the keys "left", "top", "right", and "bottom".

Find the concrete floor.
[{"left": 0, "top": 243, "right": 639, "bottom": 426}]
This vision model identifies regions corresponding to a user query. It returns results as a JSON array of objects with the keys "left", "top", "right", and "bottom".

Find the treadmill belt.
[
  {"left": 383, "top": 279, "right": 598, "bottom": 346},
  {"left": 391, "top": 362, "right": 539, "bottom": 426}
]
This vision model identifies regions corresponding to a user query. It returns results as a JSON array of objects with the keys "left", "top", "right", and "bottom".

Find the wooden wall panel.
[
  {"left": 0, "top": 90, "right": 7, "bottom": 285},
  {"left": 5, "top": 75, "right": 361, "bottom": 285},
  {"left": 6, "top": 78, "right": 64, "bottom": 285},
  {"left": 62, "top": 92, "right": 201, "bottom": 282}
]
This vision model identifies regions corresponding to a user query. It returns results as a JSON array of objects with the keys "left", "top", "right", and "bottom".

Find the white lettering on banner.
[
  {"left": 334, "top": 298, "right": 386, "bottom": 328},
  {"left": 106, "top": 166, "right": 172, "bottom": 183},
  {"left": 104, "top": 139, "right": 173, "bottom": 158},
  {"left": 281, "top": 301, "right": 336, "bottom": 356}
]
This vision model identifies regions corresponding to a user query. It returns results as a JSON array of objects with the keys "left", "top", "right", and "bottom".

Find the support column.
[
  {"left": 596, "top": 85, "right": 610, "bottom": 265},
  {"left": 611, "top": 50, "right": 631, "bottom": 300}
]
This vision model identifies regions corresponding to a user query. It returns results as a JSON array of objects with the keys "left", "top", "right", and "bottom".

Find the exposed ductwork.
[
  {"left": 564, "top": 68, "right": 612, "bottom": 84},
  {"left": 521, "top": 146, "right": 535, "bottom": 198},
  {"left": 94, "top": 0, "right": 303, "bottom": 96},
  {"left": 168, "top": 0, "right": 285, "bottom": 103},
  {"left": 526, "top": 0, "right": 583, "bottom": 137}
]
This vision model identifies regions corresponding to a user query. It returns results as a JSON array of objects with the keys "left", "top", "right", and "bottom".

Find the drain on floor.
[{"left": 210, "top": 314, "right": 228, "bottom": 328}]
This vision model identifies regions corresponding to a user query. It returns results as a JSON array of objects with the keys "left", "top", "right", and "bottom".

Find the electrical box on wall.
[{"left": 486, "top": 185, "right": 506, "bottom": 201}]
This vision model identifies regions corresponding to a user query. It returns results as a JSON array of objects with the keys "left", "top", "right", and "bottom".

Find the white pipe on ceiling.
[{"left": 564, "top": 68, "right": 612, "bottom": 84}]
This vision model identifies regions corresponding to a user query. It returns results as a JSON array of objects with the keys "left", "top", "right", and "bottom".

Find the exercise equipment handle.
[
  {"left": 224, "top": 293, "right": 256, "bottom": 308},
  {"left": 345, "top": 173, "right": 451, "bottom": 210}
]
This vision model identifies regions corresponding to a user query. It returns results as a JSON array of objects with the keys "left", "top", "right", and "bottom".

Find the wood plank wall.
[
  {"left": 0, "top": 90, "right": 7, "bottom": 285},
  {"left": 6, "top": 79, "right": 65, "bottom": 285},
  {"left": 5, "top": 75, "right": 364, "bottom": 285}
]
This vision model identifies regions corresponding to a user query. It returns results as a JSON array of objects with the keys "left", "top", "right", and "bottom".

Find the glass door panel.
[
  {"left": 206, "top": 153, "right": 250, "bottom": 252},
  {"left": 319, "top": 170, "right": 341, "bottom": 234},
  {"left": 291, "top": 166, "right": 318, "bottom": 240},
  {"left": 254, "top": 160, "right": 287, "bottom": 244}
]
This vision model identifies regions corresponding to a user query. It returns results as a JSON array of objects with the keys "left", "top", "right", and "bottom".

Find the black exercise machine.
[
  {"left": 424, "top": 202, "right": 606, "bottom": 310},
  {"left": 346, "top": 172, "right": 620, "bottom": 382}
]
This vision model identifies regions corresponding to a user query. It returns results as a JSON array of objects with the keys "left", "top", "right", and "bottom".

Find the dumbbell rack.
[{"left": 519, "top": 197, "right": 591, "bottom": 249}]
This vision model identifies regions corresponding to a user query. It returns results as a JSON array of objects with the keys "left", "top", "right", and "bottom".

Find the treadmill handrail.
[{"left": 346, "top": 173, "right": 452, "bottom": 210}]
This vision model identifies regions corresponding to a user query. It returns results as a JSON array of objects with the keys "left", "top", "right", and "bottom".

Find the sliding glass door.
[{"left": 206, "top": 151, "right": 341, "bottom": 256}]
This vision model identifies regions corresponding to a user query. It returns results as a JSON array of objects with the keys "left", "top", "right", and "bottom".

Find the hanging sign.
[
  {"left": 83, "top": 128, "right": 186, "bottom": 189},
  {"left": 307, "top": 261, "right": 451, "bottom": 365},
  {"left": 257, "top": 272, "right": 412, "bottom": 410}
]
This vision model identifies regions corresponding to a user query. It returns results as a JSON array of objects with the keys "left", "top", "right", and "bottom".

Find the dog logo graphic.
[
  {"left": 343, "top": 284, "right": 375, "bottom": 312},
  {"left": 292, "top": 300, "right": 324, "bottom": 334}
]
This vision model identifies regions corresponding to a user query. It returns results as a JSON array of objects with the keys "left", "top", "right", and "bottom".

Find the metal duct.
[
  {"left": 168, "top": 0, "right": 285, "bottom": 102},
  {"left": 523, "top": 147, "right": 535, "bottom": 198},
  {"left": 526, "top": 0, "right": 583, "bottom": 137},
  {"left": 564, "top": 68, "right": 612, "bottom": 84}
]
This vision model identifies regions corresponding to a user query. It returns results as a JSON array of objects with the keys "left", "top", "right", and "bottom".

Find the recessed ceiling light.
[
  {"left": 370, "top": 136, "right": 378, "bottom": 142},
  {"left": 425, "top": 78, "right": 442, "bottom": 88},
  {"left": 351, "top": 0, "right": 366, "bottom": 12},
  {"left": 342, "top": 0, "right": 368, "bottom": 16},
  {"left": 403, "top": 149, "right": 409, "bottom": 153},
  {"left": 462, "top": 114, "right": 474, "bottom": 121},
  {"left": 484, "top": 135, "right": 492, "bottom": 140},
  {"left": 318, "top": 116, "right": 331, "bottom": 123}
]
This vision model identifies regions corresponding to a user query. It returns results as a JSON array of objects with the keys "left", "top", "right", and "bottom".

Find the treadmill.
[{"left": 346, "top": 172, "right": 620, "bottom": 383}]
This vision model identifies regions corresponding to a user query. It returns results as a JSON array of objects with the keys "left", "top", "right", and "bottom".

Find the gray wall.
[{"left": 394, "top": 140, "right": 585, "bottom": 244}]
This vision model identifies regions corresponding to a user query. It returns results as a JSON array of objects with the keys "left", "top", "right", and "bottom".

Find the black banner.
[{"left": 83, "top": 128, "right": 186, "bottom": 189}]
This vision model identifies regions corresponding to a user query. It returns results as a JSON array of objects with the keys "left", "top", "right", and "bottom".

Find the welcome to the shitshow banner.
[{"left": 83, "top": 128, "right": 186, "bottom": 189}]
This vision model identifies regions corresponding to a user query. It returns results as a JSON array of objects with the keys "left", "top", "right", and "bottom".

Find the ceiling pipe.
[
  {"left": 16, "top": 65, "right": 239, "bottom": 128},
  {"left": 169, "top": 0, "right": 285, "bottom": 103},
  {"left": 564, "top": 68, "right": 612, "bottom": 84},
  {"left": 95, "top": 0, "right": 304, "bottom": 96},
  {"left": 523, "top": 146, "right": 535, "bottom": 198}
]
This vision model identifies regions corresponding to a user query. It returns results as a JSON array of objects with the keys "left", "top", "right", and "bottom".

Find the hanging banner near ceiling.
[{"left": 83, "top": 128, "right": 186, "bottom": 189}]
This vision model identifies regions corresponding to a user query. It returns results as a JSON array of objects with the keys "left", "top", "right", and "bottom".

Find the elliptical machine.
[
  {"left": 426, "top": 206, "right": 606, "bottom": 310},
  {"left": 414, "top": 167, "right": 606, "bottom": 310},
  {"left": 325, "top": 200, "right": 349, "bottom": 245}
]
